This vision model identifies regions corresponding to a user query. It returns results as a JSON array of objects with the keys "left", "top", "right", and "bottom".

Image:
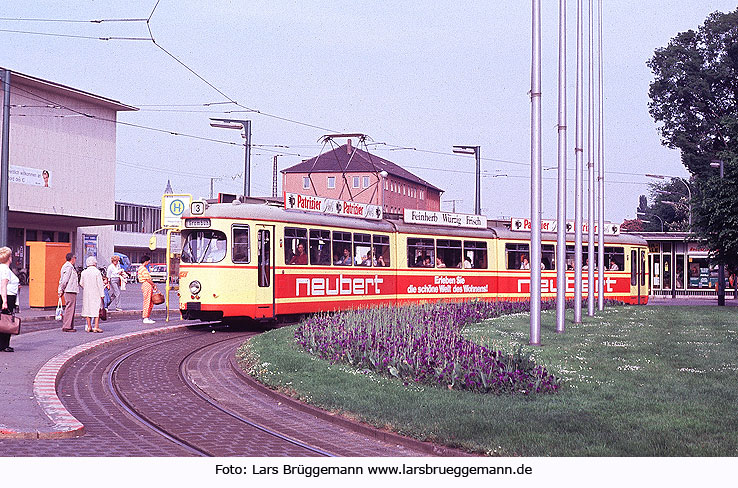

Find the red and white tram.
[{"left": 178, "top": 200, "right": 648, "bottom": 322}]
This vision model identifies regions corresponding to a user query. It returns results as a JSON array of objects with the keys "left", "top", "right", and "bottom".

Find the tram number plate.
[{"left": 185, "top": 218, "right": 211, "bottom": 228}]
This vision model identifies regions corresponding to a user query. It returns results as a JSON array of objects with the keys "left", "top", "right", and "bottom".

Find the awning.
[{"left": 9, "top": 210, "right": 133, "bottom": 229}]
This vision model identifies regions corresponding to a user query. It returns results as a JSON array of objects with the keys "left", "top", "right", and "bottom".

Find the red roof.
[{"left": 282, "top": 144, "right": 442, "bottom": 193}]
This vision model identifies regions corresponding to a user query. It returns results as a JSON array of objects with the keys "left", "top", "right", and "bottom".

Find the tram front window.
[{"left": 181, "top": 230, "right": 227, "bottom": 263}]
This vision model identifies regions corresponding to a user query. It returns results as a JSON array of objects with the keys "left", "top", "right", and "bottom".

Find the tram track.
[{"left": 107, "top": 328, "right": 336, "bottom": 457}]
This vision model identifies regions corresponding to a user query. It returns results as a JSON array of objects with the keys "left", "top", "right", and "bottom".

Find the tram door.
[
  {"left": 631, "top": 249, "right": 647, "bottom": 304},
  {"left": 255, "top": 225, "right": 275, "bottom": 319}
]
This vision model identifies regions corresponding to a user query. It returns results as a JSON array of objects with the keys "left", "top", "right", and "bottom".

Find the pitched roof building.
[{"left": 281, "top": 140, "right": 443, "bottom": 214}]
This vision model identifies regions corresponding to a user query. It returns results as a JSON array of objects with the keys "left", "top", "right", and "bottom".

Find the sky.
[{"left": 2, "top": 0, "right": 736, "bottom": 223}]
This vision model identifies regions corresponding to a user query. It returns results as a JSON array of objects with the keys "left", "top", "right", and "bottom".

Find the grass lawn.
[{"left": 236, "top": 305, "right": 738, "bottom": 456}]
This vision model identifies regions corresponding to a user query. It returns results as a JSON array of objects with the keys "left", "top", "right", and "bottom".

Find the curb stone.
[{"left": 0, "top": 323, "right": 190, "bottom": 440}]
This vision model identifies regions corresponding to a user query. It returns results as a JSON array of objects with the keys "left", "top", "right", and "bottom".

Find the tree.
[{"left": 648, "top": 8, "right": 738, "bottom": 269}]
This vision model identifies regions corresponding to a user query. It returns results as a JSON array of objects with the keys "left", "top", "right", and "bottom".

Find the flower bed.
[{"left": 295, "top": 300, "right": 574, "bottom": 395}]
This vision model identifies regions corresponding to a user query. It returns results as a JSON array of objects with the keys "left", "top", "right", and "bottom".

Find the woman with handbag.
[
  {"left": 0, "top": 246, "right": 20, "bottom": 352},
  {"left": 138, "top": 255, "right": 156, "bottom": 324},
  {"left": 79, "top": 256, "right": 105, "bottom": 333}
]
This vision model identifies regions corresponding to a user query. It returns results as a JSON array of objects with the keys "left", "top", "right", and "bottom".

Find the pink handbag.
[{"left": 0, "top": 313, "right": 21, "bottom": 335}]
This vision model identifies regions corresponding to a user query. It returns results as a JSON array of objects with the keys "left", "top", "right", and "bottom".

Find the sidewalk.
[
  {"left": 1, "top": 285, "right": 190, "bottom": 439},
  {"left": 648, "top": 295, "right": 738, "bottom": 306},
  {"left": 15, "top": 283, "right": 180, "bottom": 324}
]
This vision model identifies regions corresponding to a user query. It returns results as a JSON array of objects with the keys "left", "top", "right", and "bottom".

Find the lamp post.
[
  {"left": 210, "top": 118, "right": 252, "bottom": 197},
  {"left": 637, "top": 211, "right": 664, "bottom": 232},
  {"left": 710, "top": 159, "right": 725, "bottom": 306},
  {"left": 645, "top": 174, "right": 692, "bottom": 231},
  {"left": 452, "top": 146, "right": 481, "bottom": 215}
]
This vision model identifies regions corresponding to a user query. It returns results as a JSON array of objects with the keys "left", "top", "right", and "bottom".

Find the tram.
[{"left": 178, "top": 198, "right": 648, "bottom": 322}]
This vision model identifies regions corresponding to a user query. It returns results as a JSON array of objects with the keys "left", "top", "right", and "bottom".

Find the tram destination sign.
[
  {"left": 510, "top": 218, "right": 620, "bottom": 235},
  {"left": 403, "top": 209, "right": 487, "bottom": 229},
  {"left": 284, "top": 192, "right": 383, "bottom": 220}
]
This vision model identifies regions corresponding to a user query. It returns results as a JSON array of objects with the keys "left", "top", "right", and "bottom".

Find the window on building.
[
  {"left": 436, "top": 239, "right": 461, "bottom": 268},
  {"left": 402, "top": 185, "right": 406, "bottom": 196},
  {"left": 354, "top": 233, "right": 372, "bottom": 266},
  {"left": 363, "top": 176, "right": 370, "bottom": 188},
  {"left": 373, "top": 234, "right": 390, "bottom": 267},
  {"left": 303, "top": 177, "right": 310, "bottom": 190},
  {"left": 231, "top": 225, "right": 250, "bottom": 263},
  {"left": 463, "top": 241, "right": 488, "bottom": 269},
  {"left": 408, "top": 238, "right": 435, "bottom": 268},
  {"left": 327, "top": 176, "right": 336, "bottom": 189},
  {"left": 333, "top": 231, "right": 352, "bottom": 265},
  {"left": 353, "top": 176, "right": 360, "bottom": 188},
  {"left": 420, "top": 190, "right": 424, "bottom": 200},
  {"left": 284, "top": 227, "right": 308, "bottom": 265},
  {"left": 506, "top": 243, "right": 530, "bottom": 269},
  {"left": 309, "top": 229, "right": 331, "bottom": 265},
  {"left": 58, "top": 232, "right": 70, "bottom": 243}
]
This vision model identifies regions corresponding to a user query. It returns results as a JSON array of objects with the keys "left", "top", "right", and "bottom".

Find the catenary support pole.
[
  {"left": 0, "top": 69, "right": 10, "bottom": 248},
  {"left": 556, "top": 0, "right": 567, "bottom": 333},
  {"left": 244, "top": 120, "right": 252, "bottom": 197},
  {"left": 574, "top": 0, "right": 584, "bottom": 323},
  {"left": 530, "top": 0, "right": 542, "bottom": 346}
]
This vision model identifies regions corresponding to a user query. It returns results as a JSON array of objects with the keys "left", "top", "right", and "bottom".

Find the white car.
[{"left": 149, "top": 264, "right": 168, "bottom": 283}]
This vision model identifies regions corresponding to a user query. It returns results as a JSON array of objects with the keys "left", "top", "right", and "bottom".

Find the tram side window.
[
  {"left": 408, "top": 238, "right": 435, "bottom": 268},
  {"left": 436, "top": 239, "right": 461, "bottom": 268},
  {"left": 605, "top": 247, "right": 624, "bottom": 271},
  {"left": 354, "top": 233, "right": 373, "bottom": 266},
  {"left": 506, "top": 243, "right": 530, "bottom": 269},
  {"left": 463, "top": 241, "right": 487, "bottom": 269},
  {"left": 181, "top": 230, "right": 227, "bottom": 264},
  {"left": 333, "top": 231, "right": 353, "bottom": 265},
  {"left": 231, "top": 225, "right": 250, "bottom": 263},
  {"left": 583, "top": 246, "right": 599, "bottom": 269},
  {"left": 373, "top": 235, "right": 390, "bottom": 267},
  {"left": 284, "top": 227, "right": 308, "bottom": 265},
  {"left": 309, "top": 229, "right": 331, "bottom": 265},
  {"left": 541, "top": 244, "right": 555, "bottom": 270}
]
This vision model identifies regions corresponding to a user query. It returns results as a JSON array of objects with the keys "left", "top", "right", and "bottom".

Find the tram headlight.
[{"left": 189, "top": 280, "right": 201, "bottom": 295}]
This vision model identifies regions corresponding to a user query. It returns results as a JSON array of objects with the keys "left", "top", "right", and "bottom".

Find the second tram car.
[{"left": 178, "top": 201, "right": 648, "bottom": 322}]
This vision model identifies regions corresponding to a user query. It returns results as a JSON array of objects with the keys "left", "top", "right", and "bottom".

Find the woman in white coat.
[{"left": 79, "top": 256, "right": 105, "bottom": 333}]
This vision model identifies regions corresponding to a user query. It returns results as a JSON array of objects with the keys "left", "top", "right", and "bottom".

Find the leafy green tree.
[{"left": 647, "top": 8, "right": 738, "bottom": 269}]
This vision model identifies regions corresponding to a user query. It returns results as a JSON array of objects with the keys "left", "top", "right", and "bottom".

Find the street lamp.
[
  {"left": 452, "top": 145, "right": 481, "bottom": 215},
  {"left": 710, "top": 159, "right": 725, "bottom": 306},
  {"left": 637, "top": 211, "right": 663, "bottom": 232},
  {"left": 210, "top": 118, "right": 251, "bottom": 197},
  {"left": 645, "top": 174, "right": 692, "bottom": 231}
]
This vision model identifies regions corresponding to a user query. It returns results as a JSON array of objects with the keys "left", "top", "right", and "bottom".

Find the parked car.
[
  {"left": 128, "top": 264, "right": 141, "bottom": 283},
  {"left": 149, "top": 264, "right": 168, "bottom": 283}
]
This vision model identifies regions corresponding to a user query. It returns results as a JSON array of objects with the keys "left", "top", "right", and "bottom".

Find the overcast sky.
[{"left": 2, "top": 1, "right": 736, "bottom": 223}]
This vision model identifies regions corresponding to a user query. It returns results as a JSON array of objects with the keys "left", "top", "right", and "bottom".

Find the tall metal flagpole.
[
  {"left": 530, "top": 0, "right": 542, "bottom": 346},
  {"left": 587, "top": 0, "right": 595, "bottom": 317},
  {"left": 556, "top": 0, "right": 567, "bottom": 333},
  {"left": 574, "top": 0, "right": 584, "bottom": 324},
  {"left": 597, "top": 0, "right": 605, "bottom": 311}
]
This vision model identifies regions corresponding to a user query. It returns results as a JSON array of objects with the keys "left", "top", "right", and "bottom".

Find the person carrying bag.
[{"left": 0, "top": 246, "right": 20, "bottom": 351}]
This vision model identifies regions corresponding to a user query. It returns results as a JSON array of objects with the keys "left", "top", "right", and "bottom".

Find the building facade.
[
  {"left": 282, "top": 141, "right": 443, "bottom": 215},
  {"left": 1, "top": 68, "right": 136, "bottom": 281}
]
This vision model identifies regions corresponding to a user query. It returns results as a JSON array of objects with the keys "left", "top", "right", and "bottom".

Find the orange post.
[{"left": 26, "top": 242, "right": 71, "bottom": 308}]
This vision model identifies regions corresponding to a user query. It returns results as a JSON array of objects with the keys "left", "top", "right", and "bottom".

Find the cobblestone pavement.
[{"left": 0, "top": 326, "right": 429, "bottom": 456}]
